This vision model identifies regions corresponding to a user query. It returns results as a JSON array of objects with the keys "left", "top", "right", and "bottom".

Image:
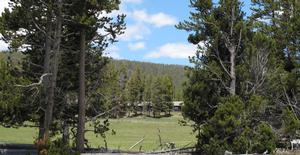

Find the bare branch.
[
  {"left": 32, "top": 20, "right": 47, "bottom": 36},
  {"left": 90, "top": 105, "right": 120, "bottom": 122},
  {"left": 212, "top": 49, "right": 231, "bottom": 77},
  {"left": 236, "top": 28, "right": 242, "bottom": 52},
  {"left": 15, "top": 73, "right": 52, "bottom": 88},
  {"left": 202, "top": 63, "right": 230, "bottom": 92}
]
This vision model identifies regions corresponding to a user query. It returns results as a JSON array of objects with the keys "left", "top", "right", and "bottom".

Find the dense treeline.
[
  {"left": 0, "top": 51, "right": 184, "bottom": 107},
  {"left": 110, "top": 59, "right": 185, "bottom": 100},
  {"left": 0, "top": 52, "right": 185, "bottom": 100},
  {"left": 95, "top": 60, "right": 178, "bottom": 117},
  {"left": 178, "top": 0, "right": 299, "bottom": 154}
]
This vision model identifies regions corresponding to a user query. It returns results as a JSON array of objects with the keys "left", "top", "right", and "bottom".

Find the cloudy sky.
[{"left": 0, "top": 0, "right": 251, "bottom": 65}]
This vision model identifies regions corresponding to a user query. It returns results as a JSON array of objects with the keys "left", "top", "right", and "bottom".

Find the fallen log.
[{"left": 129, "top": 137, "right": 145, "bottom": 150}]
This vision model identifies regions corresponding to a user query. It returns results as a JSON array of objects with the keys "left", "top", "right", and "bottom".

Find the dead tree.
[{"left": 43, "top": 0, "right": 63, "bottom": 141}]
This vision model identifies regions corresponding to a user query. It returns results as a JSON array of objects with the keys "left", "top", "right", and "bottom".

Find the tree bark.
[
  {"left": 228, "top": 3, "right": 237, "bottom": 96},
  {"left": 62, "top": 120, "right": 69, "bottom": 145},
  {"left": 43, "top": 0, "right": 62, "bottom": 140},
  {"left": 39, "top": 12, "right": 52, "bottom": 140},
  {"left": 76, "top": 27, "right": 86, "bottom": 152},
  {"left": 229, "top": 47, "right": 236, "bottom": 95}
]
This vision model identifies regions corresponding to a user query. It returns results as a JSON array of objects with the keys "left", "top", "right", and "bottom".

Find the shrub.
[
  {"left": 197, "top": 96, "right": 277, "bottom": 154},
  {"left": 252, "top": 123, "right": 277, "bottom": 154}
]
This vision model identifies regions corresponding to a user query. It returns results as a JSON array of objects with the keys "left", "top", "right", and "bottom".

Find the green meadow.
[{"left": 0, "top": 113, "right": 195, "bottom": 151}]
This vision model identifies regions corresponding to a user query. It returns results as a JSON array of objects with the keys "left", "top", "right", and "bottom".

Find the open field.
[{"left": 0, "top": 113, "right": 195, "bottom": 151}]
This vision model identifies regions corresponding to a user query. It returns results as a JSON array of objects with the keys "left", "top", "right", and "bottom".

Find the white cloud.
[
  {"left": 148, "top": 13, "right": 178, "bottom": 27},
  {"left": 118, "top": 10, "right": 176, "bottom": 41},
  {"left": 119, "top": 23, "right": 150, "bottom": 41},
  {"left": 104, "top": 45, "right": 121, "bottom": 59},
  {"left": 0, "top": 1, "right": 10, "bottom": 51},
  {"left": 0, "top": 40, "right": 8, "bottom": 51},
  {"left": 0, "top": 0, "right": 9, "bottom": 13},
  {"left": 128, "top": 42, "right": 145, "bottom": 50},
  {"left": 101, "top": 5, "right": 176, "bottom": 42},
  {"left": 122, "top": 0, "right": 143, "bottom": 4},
  {"left": 145, "top": 43, "right": 197, "bottom": 59},
  {"left": 132, "top": 10, "right": 177, "bottom": 27}
]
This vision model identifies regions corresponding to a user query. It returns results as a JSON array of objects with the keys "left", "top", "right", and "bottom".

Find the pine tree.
[
  {"left": 67, "top": 0, "right": 125, "bottom": 151},
  {"left": 177, "top": 0, "right": 279, "bottom": 153},
  {"left": 125, "top": 67, "right": 144, "bottom": 116},
  {"left": 0, "top": 0, "right": 63, "bottom": 140},
  {"left": 143, "top": 75, "right": 153, "bottom": 115},
  {"left": 160, "top": 76, "right": 174, "bottom": 115},
  {"left": 151, "top": 76, "right": 174, "bottom": 117},
  {"left": 176, "top": 0, "right": 246, "bottom": 128},
  {"left": 0, "top": 0, "right": 125, "bottom": 152},
  {"left": 177, "top": 0, "right": 246, "bottom": 96},
  {"left": 0, "top": 60, "right": 28, "bottom": 127},
  {"left": 251, "top": 0, "right": 300, "bottom": 137}
]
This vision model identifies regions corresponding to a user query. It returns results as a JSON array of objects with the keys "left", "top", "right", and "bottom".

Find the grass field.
[{"left": 0, "top": 113, "right": 195, "bottom": 151}]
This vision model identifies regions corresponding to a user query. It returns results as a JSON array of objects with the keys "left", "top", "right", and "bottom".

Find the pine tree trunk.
[
  {"left": 76, "top": 27, "right": 86, "bottom": 152},
  {"left": 229, "top": 47, "right": 236, "bottom": 95},
  {"left": 38, "top": 115, "right": 45, "bottom": 139},
  {"left": 43, "top": 0, "right": 62, "bottom": 140},
  {"left": 39, "top": 12, "right": 52, "bottom": 140},
  {"left": 229, "top": 4, "right": 236, "bottom": 96},
  {"left": 62, "top": 120, "right": 69, "bottom": 146}
]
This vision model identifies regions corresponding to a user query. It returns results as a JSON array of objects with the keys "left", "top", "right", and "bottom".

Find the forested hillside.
[
  {"left": 0, "top": 52, "right": 186, "bottom": 99},
  {"left": 110, "top": 59, "right": 186, "bottom": 99}
]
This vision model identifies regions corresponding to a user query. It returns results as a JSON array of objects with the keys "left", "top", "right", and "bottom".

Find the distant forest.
[
  {"left": 0, "top": 52, "right": 186, "bottom": 100},
  {"left": 110, "top": 59, "right": 186, "bottom": 100}
]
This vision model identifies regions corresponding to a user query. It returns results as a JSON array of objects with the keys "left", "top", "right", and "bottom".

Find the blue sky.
[
  {"left": 104, "top": 0, "right": 252, "bottom": 65},
  {"left": 103, "top": 0, "right": 195, "bottom": 65},
  {"left": 0, "top": 0, "right": 252, "bottom": 65}
]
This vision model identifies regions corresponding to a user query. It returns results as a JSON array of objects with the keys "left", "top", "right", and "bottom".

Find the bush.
[
  {"left": 35, "top": 138, "right": 79, "bottom": 155},
  {"left": 202, "top": 137, "right": 226, "bottom": 155},
  {"left": 197, "top": 96, "right": 277, "bottom": 154},
  {"left": 198, "top": 96, "right": 244, "bottom": 154},
  {"left": 282, "top": 108, "right": 300, "bottom": 138},
  {"left": 48, "top": 138, "right": 79, "bottom": 155},
  {"left": 252, "top": 123, "right": 277, "bottom": 154}
]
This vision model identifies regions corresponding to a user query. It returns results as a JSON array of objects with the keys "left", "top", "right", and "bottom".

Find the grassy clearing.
[
  {"left": 0, "top": 113, "right": 195, "bottom": 151},
  {"left": 0, "top": 125, "right": 38, "bottom": 144}
]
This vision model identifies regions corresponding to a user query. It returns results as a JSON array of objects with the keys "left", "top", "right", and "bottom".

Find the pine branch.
[{"left": 15, "top": 73, "right": 52, "bottom": 88}]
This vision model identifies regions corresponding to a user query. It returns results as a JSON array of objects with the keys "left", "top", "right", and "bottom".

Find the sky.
[{"left": 0, "top": 0, "right": 252, "bottom": 65}]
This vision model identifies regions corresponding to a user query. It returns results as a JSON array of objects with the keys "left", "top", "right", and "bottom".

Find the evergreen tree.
[
  {"left": 177, "top": 0, "right": 247, "bottom": 128},
  {"left": 88, "top": 62, "right": 128, "bottom": 118},
  {"left": 0, "top": 0, "right": 125, "bottom": 152},
  {"left": 177, "top": 0, "right": 279, "bottom": 153},
  {"left": 125, "top": 67, "right": 144, "bottom": 116},
  {"left": 151, "top": 76, "right": 174, "bottom": 117},
  {"left": 160, "top": 76, "right": 174, "bottom": 115},
  {"left": 143, "top": 75, "right": 153, "bottom": 115},
  {"left": 0, "top": 60, "right": 29, "bottom": 127},
  {"left": 251, "top": 0, "right": 300, "bottom": 137},
  {"left": 151, "top": 77, "right": 163, "bottom": 117},
  {"left": 0, "top": 0, "right": 63, "bottom": 140}
]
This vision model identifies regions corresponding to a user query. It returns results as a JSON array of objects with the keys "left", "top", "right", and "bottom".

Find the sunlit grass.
[{"left": 0, "top": 112, "right": 195, "bottom": 151}]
